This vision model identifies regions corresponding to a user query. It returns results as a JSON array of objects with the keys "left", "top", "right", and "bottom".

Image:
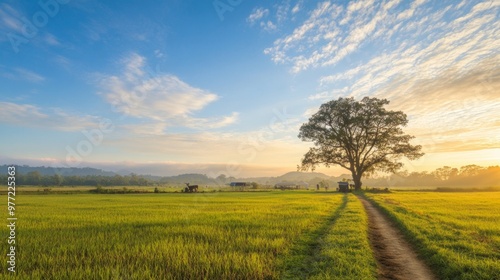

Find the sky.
[{"left": 0, "top": 0, "right": 499, "bottom": 177}]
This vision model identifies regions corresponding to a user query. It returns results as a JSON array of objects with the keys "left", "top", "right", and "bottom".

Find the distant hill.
[
  {"left": 4, "top": 164, "right": 498, "bottom": 188},
  {"left": 1, "top": 164, "right": 344, "bottom": 186},
  {"left": 277, "top": 171, "right": 332, "bottom": 182},
  {"left": 2, "top": 165, "right": 117, "bottom": 176},
  {"left": 158, "top": 173, "right": 214, "bottom": 185}
]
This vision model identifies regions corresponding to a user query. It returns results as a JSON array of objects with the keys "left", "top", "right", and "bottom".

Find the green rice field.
[
  {"left": 365, "top": 192, "right": 500, "bottom": 280},
  {"left": 1, "top": 190, "right": 499, "bottom": 279},
  {"left": 1, "top": 192, "right": 375, "bottom": 279}
]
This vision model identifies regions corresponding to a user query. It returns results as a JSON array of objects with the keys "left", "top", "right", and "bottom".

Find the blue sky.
[{"left": 0, "top": 0, "right": 499, "bottom": 177}]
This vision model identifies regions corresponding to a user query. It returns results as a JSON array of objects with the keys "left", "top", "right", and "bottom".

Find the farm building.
[{"left": 230, "top": 182, "right": 250, "bottom": 187}]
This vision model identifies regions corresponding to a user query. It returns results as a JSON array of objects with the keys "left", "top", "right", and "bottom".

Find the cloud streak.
[
  {"left": 0, "top": 3, "right": 24, "bottom": 37},
  {"left": 0, "top": 67, "right": 45, "bottom": 82},
  {"left": 0, "top": 102, "right": 102, "bottom": 131},
  {"left": 247, "top": 8, "right": 269, "bottom": 25},
  {"left": 265, "top": 0, "right": 499, "bottom": 74},
  {"left": 384, "top": 57, "right": 500, "bottom": 154}
]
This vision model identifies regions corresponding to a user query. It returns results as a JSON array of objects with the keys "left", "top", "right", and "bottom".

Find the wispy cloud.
[
  {"left": 382, "top": 57, "right": 500, "bottom": 153},
  {"left": 308, "top": 87, "right": 348, "bottom": 100},
  {"left": 312, "top": 55, "right": 500, "bottom": 154},
  {"left": 264, "top": 0, "right": 498, "bottom": 74},
  {"left": 264, "top": 1, "right": 345, "bottom": 69},
  {"left": 0, "top": 102, "right": 101, "bottom": 131},
  {"left": 248, "top": 2, "right": 306, "bottom": 32},
  {"left": 154, "top": 49, "right": 165, "bottom": 58},
  {"left": 99, "top": 53, "right": 238, "bottom": 132},
  {"left": 247, "top": 7, "right": 269, "bottom": 25},
  {"left": 183, "top": 112, "right": 240, "bottom": 130},
  {"left": 124, "top": 112, "right": 240, "bottom": 136},
  {"left": 317, "top": 4, "right": 499, "bottom": 100},
  {"left": 15, "top": 68, "right": 45, "bottom": 82},
  {"left": 396, "top": 0, "right": 426, "bottom": 20},
  {"left": 247, "top": 7, "right": 279, "bottom": 32},
  {"left": 120, "top": 122, "right": 168, "bottom": 136},
  {"left": 44, "top": 33, "right": 61, "bottom": 46},
  {"left": 281, "top": 0, "right": 499, "bottom": 156},
  {"left": 1, "top": 68, "right": 45, "bottom": 82},
  {"left": 54, "top": 55, "right": 71, "bottom": 70},
  {"left": 276, "top": 1, "right": 291, "bottom": 23},
  {"left": 260, "top": 21, "right": 277, "bottom": 32},
  {"left": 291, "top": 2, "right": 302, "bottom": 14},
  {"left": 0, "top": 3, "right": 23, "bottom": 36},
  {"left": 0, "top": 4, "right": 65, "bottom": 49}
]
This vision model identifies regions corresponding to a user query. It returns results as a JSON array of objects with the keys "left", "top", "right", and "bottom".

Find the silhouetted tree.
[
  {"left": 129, "top": 173, "right": 139, "bottom": 185},
  {"left": 52, "top": 174, "right": 63, "bottom": 186},
  {"left": 26, "top": 171, "right": 42, "bottom": 185},
  {"left": 459, "top": 164, "right": 484, "bottom": 177},
  {"left": 216, "top": 174, "right": 227, "bottom": 184},
  {"left": 298, "top": 97, "right": 423, "bottom": 190},
  {"left": 433, "top": 166, "right": 458, "bottom": 181}
]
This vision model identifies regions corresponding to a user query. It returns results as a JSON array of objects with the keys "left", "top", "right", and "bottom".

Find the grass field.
[
  {"left": 1, "top": 192, "right": 376, "bottom": 279},
  {"left": 2, "top": 190, "right": 499, "bottom": 279},
  {"left": 366, "top": 192, "right": 500, "bottom": 280}
]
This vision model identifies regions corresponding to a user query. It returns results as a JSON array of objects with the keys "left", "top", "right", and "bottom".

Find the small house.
[{"left": 230, "top": 182, "right": 250, "bottom": 187}]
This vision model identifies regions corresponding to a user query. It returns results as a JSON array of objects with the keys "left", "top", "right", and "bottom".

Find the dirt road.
[{"left": 358, "top": 197, "right": 437, "bottom": 280}]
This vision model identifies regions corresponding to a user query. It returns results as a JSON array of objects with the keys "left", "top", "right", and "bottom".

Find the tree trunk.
[{"left": 353, "top": 174, "right": 363, "bottom": 190}]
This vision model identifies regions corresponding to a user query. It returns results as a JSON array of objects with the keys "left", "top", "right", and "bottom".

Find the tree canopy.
[{"left": 298, "top": 97, "right": 423, "bottom": 190}]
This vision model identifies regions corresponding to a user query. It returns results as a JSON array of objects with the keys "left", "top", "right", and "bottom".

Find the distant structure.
[
  {"left": 230, "top": 182, "right": 250, "bottom": 187},
  {"left": 337, "top": 181, "right": 350, "bottom": 193},
  {"left": 274, "top": 181, "right": 309, "bottom": 190}
]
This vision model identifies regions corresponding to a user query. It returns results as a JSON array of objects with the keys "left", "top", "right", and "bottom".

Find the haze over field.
[{"left": 0, "top": 0, "right": 499, "bottom": 177}]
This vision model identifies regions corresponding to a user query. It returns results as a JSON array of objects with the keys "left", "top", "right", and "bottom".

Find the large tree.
[{"left": 298, "top": 97, "right": 423, "bottom": 190}]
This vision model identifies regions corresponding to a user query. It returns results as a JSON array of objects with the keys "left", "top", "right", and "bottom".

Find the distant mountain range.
[
  {"left": 1, "top": 165, "right": 349, "bottom": 186},
  {"left": 2, "top": 165, "right": 116, "bottom": 177},
  {"left": 4, "top": 165, "right": 498, "bottom": 188}
]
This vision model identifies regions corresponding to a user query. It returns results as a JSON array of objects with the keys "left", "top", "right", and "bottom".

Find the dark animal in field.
[{"left": 184, "top": 183, "right": 198, "bottom": 193}]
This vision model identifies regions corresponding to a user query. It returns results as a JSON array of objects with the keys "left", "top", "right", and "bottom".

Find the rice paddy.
[
  {"left": 365, "top": 192, "right": 500, "bottom": 280},
  {"left": 0, "top": 192, "right": 374, "bottom": 279},
  {"left": 1, "top": 190, "right": 498, "bottom": 279}
]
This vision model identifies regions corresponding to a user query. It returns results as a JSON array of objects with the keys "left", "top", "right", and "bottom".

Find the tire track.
[
  {"left": 282, "top": 194, "right": 348, "bottom": 279},
  {"left": 358, "top": 196, "right": 437, "bottom": 280}
]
